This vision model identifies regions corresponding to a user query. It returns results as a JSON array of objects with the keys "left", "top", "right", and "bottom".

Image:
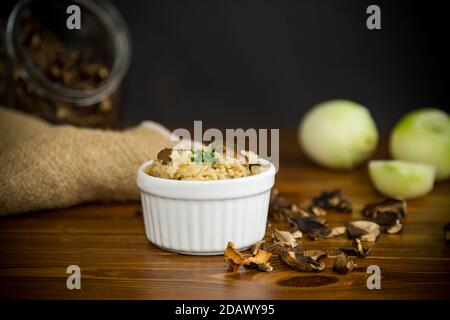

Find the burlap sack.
[{"left": 0, "top": 106, "right": 175, "bottom": 215}]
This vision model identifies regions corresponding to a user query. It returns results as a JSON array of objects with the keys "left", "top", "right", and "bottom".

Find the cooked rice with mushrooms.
[{"left": 146, "top": 141, "right": 269, "bottom": 180}]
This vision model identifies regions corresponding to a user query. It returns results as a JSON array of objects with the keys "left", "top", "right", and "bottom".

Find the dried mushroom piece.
[
  {"left": 245, "top": 249, "right": 273, "bottom": 272},
  {"left": 157, "top": 148, "right": 173, "bottom": 164},
  {"left": 308, "top": 226, "right": 347, "bottom": 240},
  {"left": 291, "top": 229, "right": 303, "bottom": 239},
  {"left": 268, "top": 189, "right": 300, "bottom": 222},
  {"left": 272, "top": 228, "right": 298, "bottom": 247},
  {"left": 329, "top": 226, "right": 347, "bottom": 237},
  {"left": 287, "top": 222, "right": 303, "bottom": 239},
  {"left": 224, "top": 242, "right": 246, "bottom": 272},
  {"left": 270, "top": 211, "right": 288, "bottom": 223},
  {"left": 269, "top": 188, "right": 333, "bottom": 223},
  {"left": 362, "top": 199, "right": 407, "bottom": 220},
  {"left": 291, "top": 216, "right": 326, "bottom": 233},
  {"left": 346, "top": 221, "right": 380, "bottom": 242},
  {"left": 290, "top": 216, "right": 344, "bottom": 240},
  {"left": 224, "top": 242, "right": 273, "bottom": 273},
  {"left": 310, "top": 189, "right": 352, "bottom": 213},
  {"left": 302, "top": 249, "right": 328, "bottom": 262},
  {"left": 250, "top": 240, "right": 265, "bottom": 255},
  {"left": 308, "top": 206, "right": 327, "bottom": 216},
  {"left": 340, "top": 238, "right": 371, "bottom": 258},
  {"left": 314, "top": 226, "right": 347, "bottom": 240},
  {"left": 254, "top": 263, "right": 273, "bottom": 272},
  {"left": 307, "top": 227, "right": 332, "bottom": 240},
  {"left": 333, "top": 254, "right": 357, "bottom": 274},
  {"left": 362, "top": 199, "right": 406, "bottom": 234},
  {"left": 249, "top": 164, "right": 263, "bottom": 175},
  {"left": 279, "top": 247, "right": 327, "bottom": 272},
  {"left": 261, "top": 242, "right": 290, "bottom": 255},
  {"left": 375, "top": 211, "right": 402, "bottom": 227},
  {"left": 385, "top": 220, "right": 403, "bottom": 234}
]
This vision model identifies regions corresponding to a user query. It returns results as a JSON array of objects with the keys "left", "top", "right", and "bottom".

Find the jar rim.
[{"left": 6, "top": 0, "right": 132, "bottom": 106}]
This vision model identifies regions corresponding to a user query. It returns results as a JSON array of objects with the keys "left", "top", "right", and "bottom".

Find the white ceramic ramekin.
[{"left": 137, "top": 160, "right": 276, "bottom": 255}]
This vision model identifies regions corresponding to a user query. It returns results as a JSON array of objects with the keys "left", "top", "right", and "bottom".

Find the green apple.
[
  {"left": 369, "top": 160, "right": 436, "bottom": 199},
  {"left": 298, "top": 100, "right": 379, "bottom": 169},
  {"left": 390, "top": 108, "right": 450, "bottom": 181}
]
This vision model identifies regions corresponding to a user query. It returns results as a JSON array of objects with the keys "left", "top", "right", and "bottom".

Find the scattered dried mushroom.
[
  {"left": 268, "top": 188, "right": 353, "bottom": 222},
  {"left": 279, "top": 246, "right": 327, "bottom": 272},
  {"left": 157, "top": 148, "right": 173, "bottom": 165},
  {"left": 346, "top": 220, "right": 380, "bottom": 242},
  {"left": 224, "top": 242, "right": 273, "bottom": 272},
  {"left": 340, "top": 238, "right": 371, "bottom": 258},
  {"left": 385, "top": 220, "right": 403, "bottom": 234},
  {"left": 290, "top": 216, "right": 326, "bottom": 233},
  {"left": 225, "top": 189, "right": 410, "bottom": 276},
  {"left": 362, "top": 199, "right": 406, "bottom": 234},
  {"left": 245, "top": 249, "right": 274, "bottom": 272},
  {"left": 291, "top": 229, "right": 303, "bottom": 239},
  {"left": 250, "top": 240, "right": 265, "bottom": 255},
  {"left": 308, "top": 225, "right": 347, "bottom": 241},
  {"left": 272, "top": 228, "right": 298, "bottom": 247},
  {"left": 362, "top": 199, "right": 407, "bottom": 219},
  {"left": 290, "top": 216, "right": 346, "bottom": 241},
  {"left": 333, "top": 254, "right": 357, "bottom": 274},
  {"left": 224, "top": 241, "right": 247, "bottom": 272},
  {"left": 307, "top": 206, "right": 327, "bottom": 217},
  {"left": 268, "top": 188, "right": 300, "bottom": 222},
  {"left": 310, "top": 189, "right": 352, "bottom": 213}
]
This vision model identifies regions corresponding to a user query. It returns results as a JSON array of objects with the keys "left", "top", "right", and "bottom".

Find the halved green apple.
[{"left": 368, "top": 160, "right": 436, "bottom": 199}]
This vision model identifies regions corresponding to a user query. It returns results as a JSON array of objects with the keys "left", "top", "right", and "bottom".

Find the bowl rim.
[
  {"left": 138, "top": 158, "right": 276, "bottom": 185},
  {"left": 137, "top": 158, "right": 276, "bottom": 199}
]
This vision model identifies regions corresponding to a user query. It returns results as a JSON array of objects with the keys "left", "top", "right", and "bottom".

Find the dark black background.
[
  {"left": 0, "top": 300, "right": 442, "bottom": 319},
  {"left": 2, "top": 0, "right": 449, "bottom": 129}
]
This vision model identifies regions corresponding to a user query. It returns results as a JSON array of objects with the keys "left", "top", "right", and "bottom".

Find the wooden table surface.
[{"left": 0, "top": 130, "right": 449, "bottom": 299}]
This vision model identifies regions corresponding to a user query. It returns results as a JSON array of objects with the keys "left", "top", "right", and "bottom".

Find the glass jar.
[{"left": 3, "top": 0, "right": 131, "bottom": 128}]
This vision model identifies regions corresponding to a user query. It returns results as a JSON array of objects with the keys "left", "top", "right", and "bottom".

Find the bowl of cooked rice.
[{"left": 137, "top": 141, "right": 276, "bottom": 255}]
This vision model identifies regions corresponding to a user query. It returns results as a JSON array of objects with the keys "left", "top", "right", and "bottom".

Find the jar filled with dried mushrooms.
[{"left": 3, "top": 0, "right": 131, "bottom": 128}]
